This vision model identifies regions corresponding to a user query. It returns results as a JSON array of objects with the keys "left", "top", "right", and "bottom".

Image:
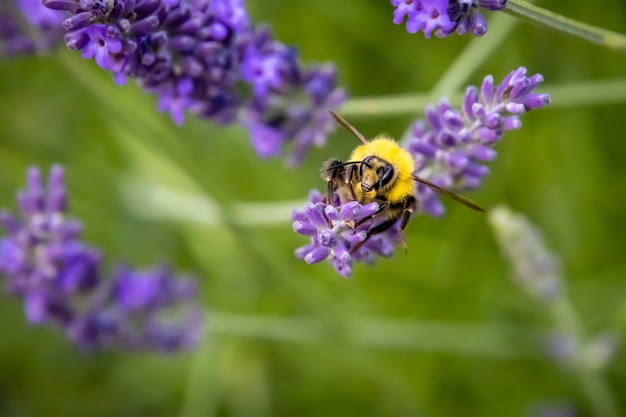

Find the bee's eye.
[
  {"left": 360, "top": 156, "right": 373, "bottom": 176},
  {"left": 380, "top": 164, "right": 394, "bottom": 186}
]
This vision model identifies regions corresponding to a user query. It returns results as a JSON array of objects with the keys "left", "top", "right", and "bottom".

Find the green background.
[{"left": 1, "top": 1, "right": 626, "bottom": 416}]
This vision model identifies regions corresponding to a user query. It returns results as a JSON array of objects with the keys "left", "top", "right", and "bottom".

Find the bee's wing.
[
  {"left": 412, "top": 176, "right": 485, "bottom": 212},
  {"left": 330, "top": 111, "right": 369, "bottom": 145}
]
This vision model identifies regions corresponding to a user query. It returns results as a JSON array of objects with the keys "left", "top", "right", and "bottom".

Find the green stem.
[
  {"left": 549, "top": 298, "right": 620, "bottom": 417},
  {"left": 341, "top": 79, "right": 626, "bottom": 117},
  {"left": 505, "top": 0, "right": 626, "bottom": 53},
  {"left": 340, "top": 93, "right": 436, "bottom": 117},
  {"left": 430, "top": 10, "right": 520, "bottom": 97},
  {"left": 208, "top": 312, "right": 536, "bottom": 358},
  {"left": 180, "top": 342, "right": 221, "bottom": 417}
]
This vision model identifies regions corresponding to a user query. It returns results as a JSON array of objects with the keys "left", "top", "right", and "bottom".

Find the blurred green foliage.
[{"left": 1, "top": 1, "right": 626, "bottom": 416}]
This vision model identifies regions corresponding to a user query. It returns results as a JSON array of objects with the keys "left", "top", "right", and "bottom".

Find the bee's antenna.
[
  {"left": 323, "top": 161, "right": 370, "bottom": 171},
  {"left": 412, "top": 175, "right": 485, "bottom": 213},
  {"left": 330, "top": 111, "right": 369, "bottom": 145}
]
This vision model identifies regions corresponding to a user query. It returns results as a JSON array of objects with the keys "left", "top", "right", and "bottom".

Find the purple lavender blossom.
[
  {"left": 27, "top": 0, "right": 345, "bottom": 164},
  {"left": 292, "top": 190, "right": 384, "bottom": 277},
  {"left": 242, "top": 60, "right": 347, "bottom": 166},
  {"left": 0, "top": 0, "right": 64, "bottom": 55},
  {"left": 0, "top": 165, "right": 203, "bottom": 353},
  {"left": 294, "top": 67, "right": 549, "bottom": 277},
  {"left": 489, "top": 205, "right": 561, "bottom": 301},
  {"left": 391, "top": 0, "right": 508, "bottom": 37},
  {"left": 406, "top": 66, "right": 549, "bottom": 216}
]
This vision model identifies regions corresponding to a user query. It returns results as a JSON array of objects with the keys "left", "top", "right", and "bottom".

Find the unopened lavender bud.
[
  {"left": 130, "top": 16, "right": 160, "bottom": 36},
  {"left": 304, "top": 247, "right": 331, "bottom": 264},
  {"left": 63, "top": 12, "right": 92, "bottom": 31},
  {"left": 42, "top": 0, "right": 79, "bottom": 12},
  {"left": 489, "top": 206, "right": 562, "bottom": 301}
]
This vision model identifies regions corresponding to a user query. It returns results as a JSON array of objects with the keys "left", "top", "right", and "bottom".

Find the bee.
[{"left": 321, "top": 111, "right": 484, "bottom": 253}]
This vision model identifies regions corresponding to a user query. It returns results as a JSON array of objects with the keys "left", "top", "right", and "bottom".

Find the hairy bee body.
[
  {"left": 320, "top": 136, "right": 418, "bottom": 250},
  {"left": 348, "top": 136, "right": 416, "bottom": 205}
]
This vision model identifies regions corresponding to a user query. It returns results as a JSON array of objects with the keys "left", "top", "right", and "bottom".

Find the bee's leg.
[
  {"left": 320, "top": 158, "right": 344, "bottom": 205},
  {"left": 353, "top": 198, "right": 387, "bottom": 228},
  {"left": 344, "top": 164, "right": 359, "bottom": 201},
  {"left": 325, "top": 181, "right": 335, "bottom": 207},
  {"left": 349, "top": 217, "right": 396, "bottom": 254},
  {"left": 320, "top": 158, "right": 344, "bottom": 228},
  {"left": 350, "top": 197, "right": 416, "bottom": 254},
  {"left": 396, "top": 196, "right": 417, "bottom": 251}
]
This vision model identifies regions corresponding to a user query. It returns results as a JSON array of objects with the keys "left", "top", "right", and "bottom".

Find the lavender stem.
[
  {"left": 489, "top": 206, "right": 620, "bottom": 417},
  {"left": 504, "top": 0, "right": 626, "bottom": 54},
  {"left": 340, "top": 79, "right": 626, "bottom": 117}
]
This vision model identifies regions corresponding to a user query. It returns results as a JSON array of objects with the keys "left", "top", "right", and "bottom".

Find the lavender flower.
[
  {"left": 391, "top": 0, "right": 507, "bottom": 37},
  {"left": 31, "top": 0, "right": 345, "bottom": 163},
  {"left": 292, "top": 189, "right": 386, "bottom": 277},
  {"left": 0, "top": 0, "right": 64, "bottom": 56},
  {"left": 0, "top": 165, "right": 203, "bottom": 353},
  {"left": 241, "top": 58, "right": 347, "bottom": 166},
  {"left": 406, "top": 66, "right": 550, "bottom": 216},
  {"left": 488, "top": 205, "right": 561, "bottom": 301},
  {"left": 294, "top": 67, "right": 549, "bottom": 276},
  {"left": 490, "top": 206, "right": 621, "bottom": 379}
]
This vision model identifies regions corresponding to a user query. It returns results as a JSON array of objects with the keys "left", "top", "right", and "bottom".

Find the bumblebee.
[{"left": 321, "top": 111, "right": 484, "bottom": 252}]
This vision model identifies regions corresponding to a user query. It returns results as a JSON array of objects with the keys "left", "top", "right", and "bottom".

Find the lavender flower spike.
[
  {"left": 32, "top": 0, "right": 345, "bottom": 164},
  {"left": 293, "top": 190, "right": 384, "bottom": 277},
  {"left": 488, "top": 205, "right": 561, "bottom": 301},
  {"left": 0, "top": 0, "right": 64, "bottom": 56},
  {"left": 391, "top": 0, "right": 508, "bottom": 37},
  {"left": 0, "top": 165, "right": 203, "bottom": 353},
  {"left": 406, "top": 66, "right": 550, "bottom": 216}
]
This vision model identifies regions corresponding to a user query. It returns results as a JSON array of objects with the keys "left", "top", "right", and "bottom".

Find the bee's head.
[{"left": 359, "top": 155, "right": 395, "bottom": 199}]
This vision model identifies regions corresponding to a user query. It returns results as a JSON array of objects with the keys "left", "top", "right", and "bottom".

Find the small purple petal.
[
  {"left": 480, "top": 75, "right": 494, "bottom": 106},
  {"left": 468, "top": 9, "right": 488, "bottom": 36},
  {"left": 318, "top": 230, "right": 336, "bottom": 247},
  {"left": 248, "top": 124, "right": 283, "bottom": 158},
  {"left": 338, "top": 201, "right": 363, "bottom": 221},
  {"left": 292, "top": 220, "right": 318, "bottom": 236},
  {"left": 475, "top": 127, "right": 500, "bottom": 142},
  {"left": 501, "top": 116, "right": 522, "bottom": 130},
  {"left": 324, "top": 205, "right": 341, "bottom": 222},
  {"left": 469, "top": 144, "right": 497, "bottom": 161},
  {"left": 331, "top": 257, "right": 352, "bottom": 277},
  {"left": 304, "top": 247, "right": 331, "bottom": 264},
  {"left": 359, "top": 202, "right": 380, "bottom": 219},
  {"left": 303, "top": 203, "right": 328, "bottom": 230},
  {"left": 463, "top": 163, "right": 490, "bottom": 178}
]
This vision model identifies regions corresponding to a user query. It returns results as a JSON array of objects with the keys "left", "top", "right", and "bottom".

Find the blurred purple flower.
[
  {"left": 7, "top": 0, "right": 346, "bottom": 164},
  {"left": 17, "top": 0, "right": 64, "bottom": 27},
  {"left": 391, "top": 0, "right": 507, "bottom": 37},
  {"left": 242, "top": 60, "right": 346, "bottom": 166},
  {"left": 0, "top": 0, "right": 64, "bottom": 55},
  {"left": 0, "top": 165, "right": 203, "bottom": 353}
]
